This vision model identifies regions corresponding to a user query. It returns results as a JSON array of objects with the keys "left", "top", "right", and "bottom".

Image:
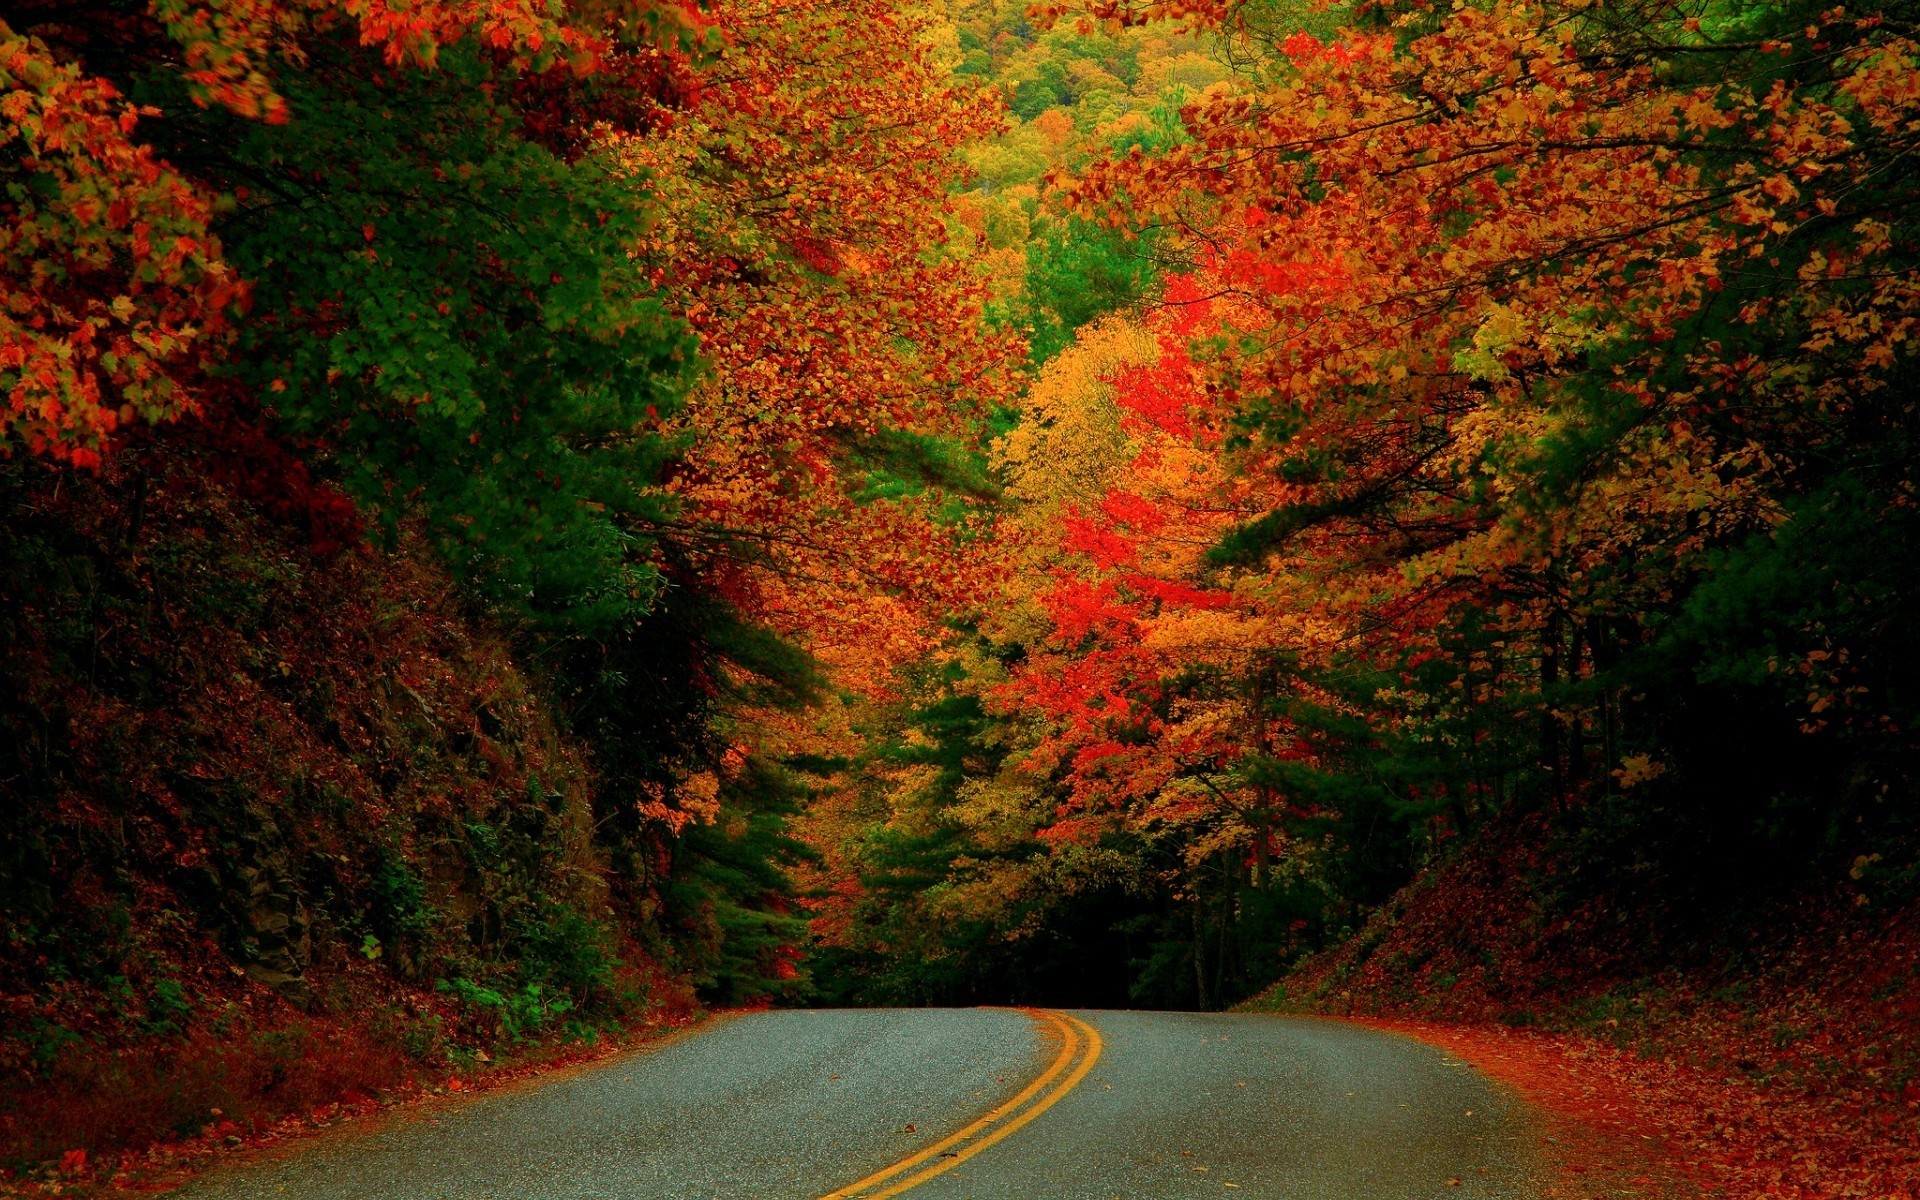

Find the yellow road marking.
[
  {"left": 818, "top": 1009, "right": 1078, "bottom": 1200},
  {"left": 819, "top": 1010, "right": 1103, "bottom": 1200},
  {"left": 821, "top": 1006, "right": 1082, "bottom": 1190}
]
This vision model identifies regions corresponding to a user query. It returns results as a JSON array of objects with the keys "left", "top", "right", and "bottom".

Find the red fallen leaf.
[
  {"left": 60, "top": 1148, "right": 87, "bottom": 1175},
  {"left": 445, "top": 1077, "right": 465, "bottom": 1092}
]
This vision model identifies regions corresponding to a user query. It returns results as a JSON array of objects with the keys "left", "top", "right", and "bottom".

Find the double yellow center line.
[{"left": 818, "top": 1009, "right": 1103, "bottom": 1200}]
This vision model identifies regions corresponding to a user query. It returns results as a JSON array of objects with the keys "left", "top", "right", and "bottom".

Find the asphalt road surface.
[{"left": 174, "top": 1009, "right": 1545, "bottom": 1200}]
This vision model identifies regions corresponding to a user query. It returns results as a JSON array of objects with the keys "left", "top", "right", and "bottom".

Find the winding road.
[{"left": 174, "top": 1009, "right": 1545, "bottom": 1199}]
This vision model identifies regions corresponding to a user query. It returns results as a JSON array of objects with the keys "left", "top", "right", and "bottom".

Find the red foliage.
[
  {"left": 1060, "top": 509, "right": 1140, "bottom": 569},
  {"left": 0, "top": 27, "right": 240, "bottom": 462},
  {"left": 150, "top": 402, "right": 362, "bottom": 555},
  {"left": 1109, "top": 356, "right": 1196, "bottom": 438},
  {"left": 1038, "top": 575, "right": 1139, "bottom": 644},
  {"left": 1367, "top": 1013, "right": 1920, "bottom": 1200}
]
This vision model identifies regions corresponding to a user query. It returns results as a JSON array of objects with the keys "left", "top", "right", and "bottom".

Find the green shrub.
[
  {"left": 145, "top": 979, "right": 192, "bottom": 1035},
  {"left": 435, "top": 978, "right": 573, "bottom": 1045},
  {"left": 513, "top": 904, "right": 621, "bottom": 1008}
]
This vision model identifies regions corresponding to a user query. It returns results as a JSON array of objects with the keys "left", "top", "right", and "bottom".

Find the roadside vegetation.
[{"left": 0, "top": 0, "right": 1006, "bottom": 1181}]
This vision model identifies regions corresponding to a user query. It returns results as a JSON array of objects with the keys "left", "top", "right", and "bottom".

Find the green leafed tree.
[{"left": 182, "top": 42, "right": 695, "bottom": 630}]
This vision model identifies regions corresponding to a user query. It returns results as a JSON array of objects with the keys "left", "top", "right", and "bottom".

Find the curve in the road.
[
  {"left": 822, "top": 1009, "right": 1103, "bottom": 1200},
  {"left": 169, "top": 1008, "right": 1545, "bottom": 1200}
]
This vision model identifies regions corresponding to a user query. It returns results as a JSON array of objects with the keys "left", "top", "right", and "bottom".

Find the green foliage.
[
  {"left": 667, "top": 757, "right": 819, "bottom": 1004},
  {"left": 1227, "top": 0, "right": 1358, "bottom": 47},
  {"left": 144, "top": 979, "right": 192, "bottom": 1036},
  {"left": 436, "top": 977, "right": 574, "bottom": 1044},
  {"left": 172, "top": 42, "right": 695, "bottom": 630},
  {"left": 1011, "top": 73, "right": 1066, "bottom": 120},
  {"left": 997, "top": 215, "right": 1159, "bottom": 365},
  {"left": 850, "top": 428, "right": 999, "bottom": 505},
  {"left": 512, "top": 903, "right": 624, "bottom": 1007},
  {"left": 1107, "top": 88, "right": 1194, "bottom": 156},
  {"left": 369, "top": 852, "right": 430, "bottom": 955}
]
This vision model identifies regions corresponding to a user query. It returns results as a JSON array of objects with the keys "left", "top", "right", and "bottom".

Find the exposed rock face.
[{"left": 233, "top": 847, "right": 311, "bottom": 1003}]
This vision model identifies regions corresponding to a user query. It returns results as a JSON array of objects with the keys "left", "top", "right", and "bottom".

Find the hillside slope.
[
  {"left": 0, "top": 438, "right": 692, "bottom": 1184},
  {"left": 1246, "top": 813, "right": 1920, "bottom": 1199}
]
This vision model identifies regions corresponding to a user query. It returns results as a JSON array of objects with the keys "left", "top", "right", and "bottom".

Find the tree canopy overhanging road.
[
  {"left": 9, "top": 4, "right": 1911, "bottom": 1194},
  {"left": 173, "top": 1010, "right": 1545, "bottom": 1200}
]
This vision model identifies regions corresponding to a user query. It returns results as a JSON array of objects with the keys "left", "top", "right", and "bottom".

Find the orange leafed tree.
[
  {"left": 0, "top": 27, "right": 236, "bottom": 465},
  {"left": 616, "top": 0, "right": 1022, "bottom": 680},
  {"left": 821, "top": 0, "right": 1920, "bottom": 1008},
  {"left": 1060, "top": 0, "right": 1920, "bottom": 792}
]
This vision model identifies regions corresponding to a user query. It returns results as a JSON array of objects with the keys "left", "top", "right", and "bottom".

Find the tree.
[
  {"left": 819, "top": 0, "right": 1920, "bottom": 1006},
  {"left": 1, "top": 0, "right": 695, "bottom": 464},
  {"left": 1057, "top": 0, "right": 1920, "bottom": 928}
]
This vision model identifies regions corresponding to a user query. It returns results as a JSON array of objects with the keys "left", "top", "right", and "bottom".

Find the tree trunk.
[
  {"left": 1540, "top": 609, "right": 1563, "bottom": 801},
  {"left": 1191, "top": 892, "right": 1209, "bottom": 1010}
]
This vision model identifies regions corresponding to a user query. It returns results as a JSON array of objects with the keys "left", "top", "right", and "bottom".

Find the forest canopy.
[
  {"left": 1, "top": 0, "right": 1917, "bottom": 1130},
  {"left": 802, "top": 0, "right": 1920, "bottom": 1009}
]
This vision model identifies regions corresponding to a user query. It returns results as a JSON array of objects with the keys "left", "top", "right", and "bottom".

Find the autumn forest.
[{"left": 2, "top": 0, "right": 1917, "bottom": 1194}]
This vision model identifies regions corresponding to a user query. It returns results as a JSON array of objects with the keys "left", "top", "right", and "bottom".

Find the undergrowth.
[{"left": 0, "top": 446, "right": 696, "bottom": 1185}]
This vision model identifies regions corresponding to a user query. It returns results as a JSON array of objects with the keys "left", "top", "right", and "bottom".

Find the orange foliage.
[
  {"left": 1026, "top": 0, "right": 1920, "bottom": 842},
  {"left": 617, "top": 0, "right": 1021, "bottom": 681},
  {"left": 1065, "top": 1, "right": 1920, "bottom": 653},
  {"left": 988, "top": 285, "right": 1310, "bottom": 869},
  {"left": 0, "top": 26, "right": 239, "bottom": 464}
]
